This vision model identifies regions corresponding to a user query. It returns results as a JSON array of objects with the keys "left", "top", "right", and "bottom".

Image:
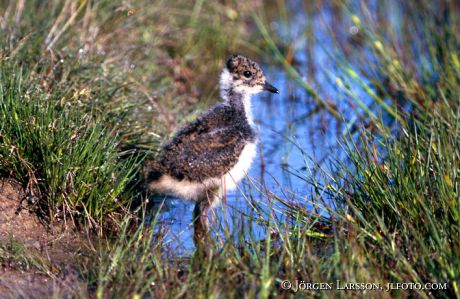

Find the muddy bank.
[{"left": 0, "top": 178, "right": 92, "bottom": 298}]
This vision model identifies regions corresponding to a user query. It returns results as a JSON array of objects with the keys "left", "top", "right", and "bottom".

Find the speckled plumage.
[
  {"left": 143, "top": 55, "right": 278, "bottom": 243},
  {"left": 155, "top": 102, "right": 256, "bottom": 182}
]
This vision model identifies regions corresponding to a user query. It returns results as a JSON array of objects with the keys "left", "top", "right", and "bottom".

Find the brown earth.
[{"left": 0, "top": 178, "right": 93, "bottom": 298}]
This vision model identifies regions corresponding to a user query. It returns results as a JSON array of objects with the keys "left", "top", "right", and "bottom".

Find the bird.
[{"left": 144, "top": 54, "right": 278, "bottom": 243}]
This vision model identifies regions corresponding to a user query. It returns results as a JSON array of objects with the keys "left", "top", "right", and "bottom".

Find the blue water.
[
  {"left": 149, "top": 1, "right": 400, "bottom": 254},
  {"left": 150, "top": 74, "right": 351, "bottom": 254}
]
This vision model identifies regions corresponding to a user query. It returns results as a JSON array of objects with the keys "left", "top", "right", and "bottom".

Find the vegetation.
[
  {"left": 0, "top": 64, "right": 140, "bottom": 226},
  {"left": 0, "top": 0, "right": 254, "bottom": 226},
  {"left": 0, "top": 0, "right": 458, "bottom": 298}
]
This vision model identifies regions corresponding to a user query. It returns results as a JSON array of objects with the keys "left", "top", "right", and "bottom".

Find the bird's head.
[{"left": 220, "top": 54, "right": 279, "bottom": 97}]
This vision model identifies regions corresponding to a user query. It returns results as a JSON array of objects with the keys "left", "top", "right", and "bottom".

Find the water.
[{"left": 149, "top": 1, "right": 402, "bottom": 254}]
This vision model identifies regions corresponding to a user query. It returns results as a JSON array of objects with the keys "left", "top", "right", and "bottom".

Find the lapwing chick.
[{"left": 144, "top": 54, "right": 278, "bottom": 244}]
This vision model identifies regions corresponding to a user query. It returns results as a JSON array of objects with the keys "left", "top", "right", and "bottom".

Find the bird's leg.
[
  {"left": 193, "top": 199, "right": 210, "bottom": 245},
  {"left": 193, "top": 187, "right": 220, "bottom": 250}
]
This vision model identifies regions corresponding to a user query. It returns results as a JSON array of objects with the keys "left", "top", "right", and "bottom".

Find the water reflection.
[
  {"left": 148, "top": 0, "right": 411, "bottom": 253},
  {"left": 149, "top": 67, "right": 343, "bottom": 253}
]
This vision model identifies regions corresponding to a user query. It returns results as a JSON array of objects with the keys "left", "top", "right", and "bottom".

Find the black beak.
[{"left": 263, "top": 81, "right": 279, "bottom": 94}]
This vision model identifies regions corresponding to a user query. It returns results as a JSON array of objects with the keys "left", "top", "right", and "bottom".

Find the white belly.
[
  {"left": 148, "top": 142, "right": 257, "bottom": 206},
  {"left": 148, "top": 174, "right": 219, "bottom": 201},
  {"left": 223, "top": 142, "right": 257, "bottom": 191}
]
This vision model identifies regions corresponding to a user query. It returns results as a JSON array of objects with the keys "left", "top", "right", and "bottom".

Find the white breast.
[{"left": 223, "top": 142, "right": 257, "bottom": 191}]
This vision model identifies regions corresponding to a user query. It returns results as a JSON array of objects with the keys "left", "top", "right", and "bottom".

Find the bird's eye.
[{"left": 243, "top": 70, "right": 252, "bottom": 78}]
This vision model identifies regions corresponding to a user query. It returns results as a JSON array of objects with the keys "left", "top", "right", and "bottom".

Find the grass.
[
  {"left": 0, "top": 0, "right": 257, "bottom": 226},
  {"left": 0, "top": 0, "right": 459, "bottom": 298},
  {"left": 0, "top": 236, "right": 55, "bottom": 277},
  {"left": 0, "top": 63, "right": 140, "bottom": 226},
  {"left": 340, "top": 109, "right": 459, "bottom": 294},
  {"left": 253, "top": 0, "right": 459, "bottom": 297}
]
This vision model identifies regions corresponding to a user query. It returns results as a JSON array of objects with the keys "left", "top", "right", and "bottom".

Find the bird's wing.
[{"left": 160, "top": 125, "right": 248, "bottom": 181}]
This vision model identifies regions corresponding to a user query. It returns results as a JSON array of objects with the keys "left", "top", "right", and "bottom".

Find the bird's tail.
[{"left": 142, "top": 159, "right": 164, "bottom": 186}]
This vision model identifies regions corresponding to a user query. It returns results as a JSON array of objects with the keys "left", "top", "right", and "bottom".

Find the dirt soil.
[{"left": 0, "top": 178, "right": 93, "bottom": 298}]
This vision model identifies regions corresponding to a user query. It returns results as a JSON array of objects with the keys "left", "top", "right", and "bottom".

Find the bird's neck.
[
  {"left": 220, "top": 70, "right": 254, "bottom": 125},
  {"left": 221, "top": 88, "right": 253, "bottom": 125}
]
